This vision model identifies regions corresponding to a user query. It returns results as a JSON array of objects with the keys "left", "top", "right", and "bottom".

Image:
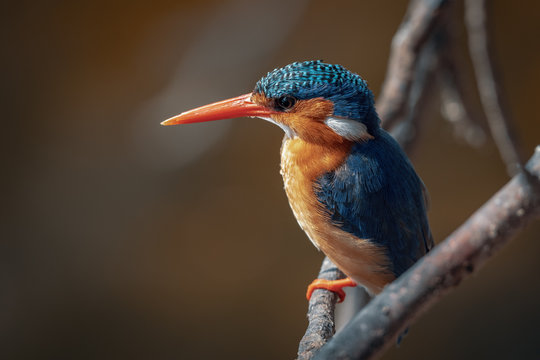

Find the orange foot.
[{"left": 306, "top": 278, "right": 357, "bottom": 303}]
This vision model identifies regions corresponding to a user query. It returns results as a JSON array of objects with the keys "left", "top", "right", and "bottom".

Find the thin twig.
[
  {"left": 437, "top": 18, "right": 487, "bottom": 147},
  {"left": 297, "top": 258, "right": 345, "bottom": 360},
  {"left": 312, "top": 147, "right": 540, "bottom": 360},
  {"left": 389, "top": 34, "right": 439, "bottom": 153},
  {"left": 465, "top": 0, "right": 523, "bottom": 175},
  {"left": 378, "top": 0, "right": 450, "bottom": 128},
  {"left": 439, "top": 67, "right": 487, "bottom": 147}
]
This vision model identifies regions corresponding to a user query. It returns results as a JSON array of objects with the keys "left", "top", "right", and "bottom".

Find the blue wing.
[{"left": 315, "top": 129, "right": 433, "bottom": 277}]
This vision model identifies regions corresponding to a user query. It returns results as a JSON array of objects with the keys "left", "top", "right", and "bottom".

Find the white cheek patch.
[
  {"left": 256, "top": 116, "right": 298, "bottom": 139},
  {"left": 324, "top": 116, "right": 373, "bottom": 142}
]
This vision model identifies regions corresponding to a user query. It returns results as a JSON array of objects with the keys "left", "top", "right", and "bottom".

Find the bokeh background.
[{"left": 2, "top": 1, "right": 539, "bottom": 359}]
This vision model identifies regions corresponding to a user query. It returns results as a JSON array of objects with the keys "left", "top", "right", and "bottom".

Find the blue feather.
[
  {"left": 315, "top": 129, "right": 433, "bottom": 277},
  {"left": 254, "top": 60, "right": 379, "bottom": 131}
]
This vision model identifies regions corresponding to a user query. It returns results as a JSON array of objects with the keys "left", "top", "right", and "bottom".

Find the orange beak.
[{"left": 161, "top": 93, "right": 277, "bottom": 126}]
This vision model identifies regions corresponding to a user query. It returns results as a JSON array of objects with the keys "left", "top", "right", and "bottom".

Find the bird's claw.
[{"left": 306, "top": 278, "right": 357, "bottom": 303}]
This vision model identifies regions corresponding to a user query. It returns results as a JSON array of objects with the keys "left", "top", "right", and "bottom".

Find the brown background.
[{"left": 2, "top": 1, "right": 539, "bottom": 359}]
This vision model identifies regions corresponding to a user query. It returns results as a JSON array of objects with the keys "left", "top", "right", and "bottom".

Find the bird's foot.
[{"left": 306, "top": 278, "right": 357, "bottom": 303}]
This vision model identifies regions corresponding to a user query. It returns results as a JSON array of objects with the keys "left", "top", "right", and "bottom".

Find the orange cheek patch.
[
  {"left": 292, "top": 98, "right": 334, "bottom": 119},
  {"left": 252, "top": 94, "right": 359, "bottom": 145},
  {"left": 280, "top": 98, "right": 346, "bottom": 144}
]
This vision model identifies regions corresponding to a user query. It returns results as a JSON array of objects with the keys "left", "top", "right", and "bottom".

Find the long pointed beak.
[{"left": 161, "top": 93, "right": 276, "bottom": 126}]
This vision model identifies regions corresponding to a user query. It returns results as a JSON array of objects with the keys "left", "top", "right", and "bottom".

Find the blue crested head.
[{"left": 254, "top": 60, "right": 380, "bottom": 131}]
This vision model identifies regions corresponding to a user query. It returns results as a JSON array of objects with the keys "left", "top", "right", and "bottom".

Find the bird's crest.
[{"left": 254, "top": 60, "right": 379, "bottom": 131}]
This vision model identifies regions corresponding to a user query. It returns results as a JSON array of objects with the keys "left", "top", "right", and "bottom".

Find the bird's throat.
[
  {"left": 279, "top": 137, "right": 351, "bottom": 248},
  {"left": 280, "top": 137, "right": 352, "bottom": 180},
  {"left": 279, "top": 137, "right": 394, "bottom": 293}
]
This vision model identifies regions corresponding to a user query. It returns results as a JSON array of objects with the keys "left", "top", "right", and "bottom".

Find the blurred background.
[{"left": 2, "top": 1, "right": 539, "bottom": 359}]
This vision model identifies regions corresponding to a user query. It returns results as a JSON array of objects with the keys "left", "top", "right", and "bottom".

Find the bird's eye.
[{"left": 276, "top": 95, "right": 296, "bottom": 111}]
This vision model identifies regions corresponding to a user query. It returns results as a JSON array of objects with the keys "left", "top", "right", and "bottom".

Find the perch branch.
[
  {"left": 297, "top": 258, "right": 346, "bottom": 360},
  {"left": 312, "top": 147, "right": 540, "bottom": 360}
]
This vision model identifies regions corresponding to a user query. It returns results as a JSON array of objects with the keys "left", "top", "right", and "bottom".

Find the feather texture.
[
  {"left": 315, "top": 129, "right": 433, "bottom": 277},
  {"left": 254, "top": 60, "right": 380, "bottom": 131},
  {"left": 280, "top": 136, "right": 396, "bottom": 294},
  {"left": 324, "top": 116, "right": 373, "bottom": 142}
]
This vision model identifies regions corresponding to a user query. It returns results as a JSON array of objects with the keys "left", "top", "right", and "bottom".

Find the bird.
[{"left": 162, "top": 60, "right": 433, "bottom": 303}]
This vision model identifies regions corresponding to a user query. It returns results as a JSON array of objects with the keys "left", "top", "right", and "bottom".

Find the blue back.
[{"left": 315, "top": 129, "right": 433, "bottom": 277}]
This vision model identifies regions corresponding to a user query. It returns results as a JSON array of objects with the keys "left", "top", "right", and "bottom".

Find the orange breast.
[{"left": 280, "top": 137, "right": 395, "bottom": 294}]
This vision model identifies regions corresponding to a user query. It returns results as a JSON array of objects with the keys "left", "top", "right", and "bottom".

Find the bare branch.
[
  {"left": 389, "top": 35, "right": 438, "bottom": 153},
  {"left": 439, "top": 67, "right": 487, "bottom": 147},
  {"left": 312, "top": 147, "right": 540, "bottom": 360},
  {"left": 437, "top": 20, "right": 487, "bottom": 147},
  {"left": 297, "top": 258, "right": 345, "bottom": 360},
  {"left": 378, "top": 0, "right": 450, "bottom": 128},
  {"left": 465, "top": 0, "right": 523, "bottom": 175}
]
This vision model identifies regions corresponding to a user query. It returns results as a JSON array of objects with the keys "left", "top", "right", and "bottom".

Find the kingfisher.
[{"left": 162, "top": 60, "right": 433, "bottom": 302}]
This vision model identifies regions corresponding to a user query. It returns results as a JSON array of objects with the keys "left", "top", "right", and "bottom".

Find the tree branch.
[
  {"left": 438, "top": 18, "right": 487, "bottom": 147},
  {"left": 389, "top": 34, "right": 438, "bottom": 153},
  {"left": 465, "top": 0, "right": 523, "bottom": 176},
  {"left": 312, "top": 147, "right": 540, "bottom": 359},
  {"left": 378, "top": 0, "right": 450, "bottom": 128},
  {"left": 297, "top": 257, "right": 345, "bottom": 360}
]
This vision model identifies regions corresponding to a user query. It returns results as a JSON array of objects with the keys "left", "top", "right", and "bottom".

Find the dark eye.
[{"left": 276, "top": 95, "right": 296, "bottom": 111}]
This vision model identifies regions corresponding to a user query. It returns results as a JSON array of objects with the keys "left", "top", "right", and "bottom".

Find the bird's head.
[{"left": 162, "top": 60, "right": 379, "bottom": 144}]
